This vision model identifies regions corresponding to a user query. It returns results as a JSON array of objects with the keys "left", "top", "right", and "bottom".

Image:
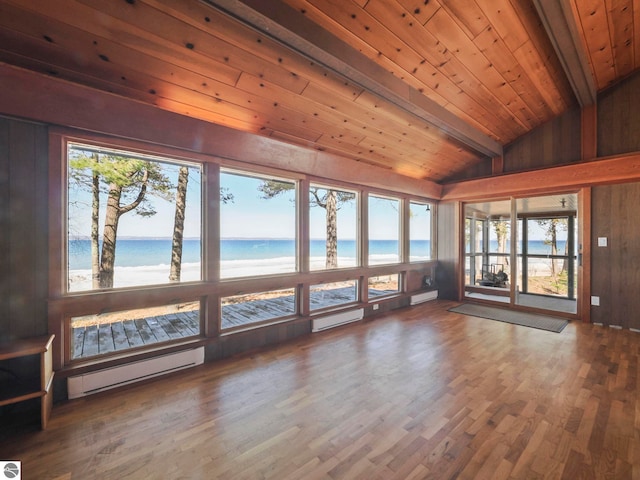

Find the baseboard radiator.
[
  {"left": 410, "top": 290, "right": 439, "bottom": 305},
  {"left": 312, "top": 308, "right": 364, "bottom": 333},
  {"left": 68, "top": 347, "right": 205, "bottom": 399}
]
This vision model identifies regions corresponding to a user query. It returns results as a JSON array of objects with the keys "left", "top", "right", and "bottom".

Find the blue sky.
[{"left": 68, "top": 150, "right": 429, "bottom": 240}]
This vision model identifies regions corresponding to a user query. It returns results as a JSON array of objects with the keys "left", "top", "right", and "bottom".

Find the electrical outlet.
[
  {"left": 372, "top": 304, "right": 379, "bottom": 310},
  {"left": 591, "top": 296, "right": 600, "bottom": 306}
]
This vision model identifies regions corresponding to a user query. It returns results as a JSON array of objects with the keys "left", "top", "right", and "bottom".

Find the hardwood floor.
[{"left": 2, "top": 300, "right": 640, "bottom": 479}]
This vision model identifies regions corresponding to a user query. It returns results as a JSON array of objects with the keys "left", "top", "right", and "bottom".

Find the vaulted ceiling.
[{"left": 0, "top": 0, "right": 638, "bottom": 183}]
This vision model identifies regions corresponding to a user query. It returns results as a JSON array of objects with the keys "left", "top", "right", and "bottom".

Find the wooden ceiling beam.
[
  {"left": 532, "top": 0, "right": 597, "bottom": 107},
  {"left": 441, "top": 152, "right": 640, "bottom": 201},
  {"left": 202, "top": 0, "right": 503, "bottom": 158}
]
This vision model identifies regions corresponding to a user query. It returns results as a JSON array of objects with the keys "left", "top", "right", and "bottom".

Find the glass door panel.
[
  {"left": 464, "top": 194, "right": 579, "bottom": 315},
  {"left": 515, "top": 194, "right": 577, "bottom": 314},
  {"left": 464, "top": 200, "right": 511, "bottom": 302}
]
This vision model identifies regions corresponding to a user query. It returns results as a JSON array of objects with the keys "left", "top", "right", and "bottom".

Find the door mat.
[{"left": 449, "top": 303, "right": 568, "bottom": 333}]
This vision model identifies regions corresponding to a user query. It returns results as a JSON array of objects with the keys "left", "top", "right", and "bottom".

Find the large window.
[
  {"left": 219, "top": 171, "right": 297, "bottom": 278},
  {"left": 59, "top": 136, "right": 437, "bottom": 365},
  {"left": 409, "top": 201, "right": 432, "bottom": 262},
  {"left": 67, "top": 144, "right": 202, "bottom": 292},
  {"left": 368, "top": 195, "right": 400, "bottom": 265},
  {"left": 309, "top": 184, "right": 357, "bottom": 270}
]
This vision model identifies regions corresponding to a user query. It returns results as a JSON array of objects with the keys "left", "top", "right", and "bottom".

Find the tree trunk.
[
  {"left": 325, "top": 190, "right": 338, "bottom": 269},
  {"left": 98, "top": 169, "right": 149, "bottom": 289},
  {"left": 169, "top": 166, "right": 189, "bottom": 282},
  {"left": 99, "top": 185, "right": 122, "bottom": 289},
  {"left": 561, "top": 236, "right": 568, "bottom": 273},
  {"left": 496, "top": 221, "right": 509, "bottom": 267},
  {"left": 90, "top": 155, "right": 101, "bottom": 289},
  {"left": 550, "top": 221, "right": 558, "bottom": 277}
]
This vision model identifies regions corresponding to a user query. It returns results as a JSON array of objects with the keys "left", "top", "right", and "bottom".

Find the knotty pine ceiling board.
[
  {"left": 366, "top": 0, "right": 526, "bottom": 139},
  {"left": 284, "top": 0, "right": 514, "bottom": 142},
  {"left": 603, "top": 0, "right": 634, "bottom": 80},
  {"left": 138, "top": 2, "right": 482, "bottom": 175},
  {"left": 571, "top": 0, "right": 617, "bottom": 89},
  {"left": 570, "top": 0, "right": 640, "bottom": 91},
  {"left": 425, "top": 7, "right": 536, "bottom": 129},
  {"left": 23, "top": 0, "right": 478, "bottom": 178},
  {"left": 2, "top": 0, "right": 636, "bottom": 184},
  {"left": 283, "top": 0, "right": 573, "bottom": 145}
]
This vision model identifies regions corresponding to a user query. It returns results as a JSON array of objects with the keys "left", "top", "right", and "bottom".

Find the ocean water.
[
  {"left": 67, "top": 238, "right": 569, "bottom": 291},
  {"left": 67, "top": 238, "right": 432, "bottom": 291}
]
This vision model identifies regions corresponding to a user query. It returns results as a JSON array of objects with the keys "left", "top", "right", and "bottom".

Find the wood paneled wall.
[
  {"left": 444, "top": 157, "right": 492, "bottom": 183},
  {"left": 0, "top": 117, "right": 49, "bottom": 343},
  {"left": 590, "top": 70, "right": 640, "bottom": 328},
  {"left": 436, "top": 201, "right": 459, "bottom": 300},
  {"left": 503, "top": 106, "right": 581, "bottom": 172},
  {"left": 598, "top": 70, "right": 640, "bottom": 157},
  {"left": 590, "top": 182, "right": 640, "bottom": 329}
]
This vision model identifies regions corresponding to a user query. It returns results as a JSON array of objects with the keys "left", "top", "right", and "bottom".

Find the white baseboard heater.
[
  {"left": 68, "top": 347, "right": 205, "bottom": 399},
  {"left": 410, "top": 290, "right": 439, "bottom": 305},
  {"left": 312, "top": 308, "right": 364, "bottom": 333}
]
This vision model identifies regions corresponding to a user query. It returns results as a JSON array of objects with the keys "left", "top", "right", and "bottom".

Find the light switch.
[
  {"left": 591, "top": 296, "right": 600, "bottom": 306},
  {"left": 598, "top": 237, "right": 608, "bottom": 247}
]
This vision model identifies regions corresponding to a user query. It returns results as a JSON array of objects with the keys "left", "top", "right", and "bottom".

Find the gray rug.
[{"left": 449, "top": 303, "right": 568, "bottom": 333}]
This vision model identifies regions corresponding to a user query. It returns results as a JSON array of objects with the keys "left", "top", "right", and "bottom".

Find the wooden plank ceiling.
[{"left": 0, "top": 0, "right": 637, "bottom": 183}]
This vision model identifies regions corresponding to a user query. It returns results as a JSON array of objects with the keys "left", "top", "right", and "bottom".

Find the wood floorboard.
[
  {"left": 72, "top": 327, "right": 85, "bottom": 359},
  {"left": 221, "top": 307, "right": 251, "bottom": 327},
  {"left": 134, "top": 318, "right": 157, "bottom": 344},
  {"left": 82, "top": 325, "right": 99, "bottom": 357},
  {"left": 5, "top": 300, "right": 640, "bottom": 478},
  {"left": 98, "top": 324, "right": 115, "bottom": 354},
  {"left": 110, "top": 321, "right": 129, "bottom": 351},
  {"left": 122, "top": 319, "right": 145, "bottom": 348},
  {"left": 142, "top": 316, "right": 171, "bottom": 342}
]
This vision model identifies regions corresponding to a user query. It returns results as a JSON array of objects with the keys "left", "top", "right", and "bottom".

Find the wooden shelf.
[{"left": 0, "top": 334, "right": 55, "bottom": 429}]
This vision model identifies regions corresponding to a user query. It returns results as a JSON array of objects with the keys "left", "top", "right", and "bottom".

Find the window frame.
[
  {"left": 308, "top": 182, "right": 359, "bottom": 272},
  {"left": 367, "top": 193, "right": 402, "bottom": 266},
  {"left": 65, "top": 141, "right": 204, "bottom": 293},
  {"left": 50, "top": 131, "right": 213, "bottom": 367},
  {"left": 219, "top": 167, "right": 300, "bottom": 280},
  {"left": 408, "top": 200, "right": 434, "bottom": 263},
  {"left": 49, "top": 129, "right": 438, "bottom": 371}
]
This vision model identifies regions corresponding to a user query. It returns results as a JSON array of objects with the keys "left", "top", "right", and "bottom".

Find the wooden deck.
[
  {"left": 72, "top": 312, "right": 200, "bottom": 359},
  {"left": 72, "top": 287, "right": 394, "bottom": 359}
]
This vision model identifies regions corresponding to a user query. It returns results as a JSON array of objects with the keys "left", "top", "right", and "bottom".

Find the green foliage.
[
  {"left": 310, "top": 188, "right": 355, "bottom": 210},
  {"left": 535, "top": 218, "right": 568, "bottom": 245},
  {"left": 70, "top": 149, "right": 174, "bottom": 216},
  {"left": 259, "top": 180, "right": 355, "bottom": 210},
  {"left": 220, "top": 187, "right": 234, "bottom": 204},
  {"left": 258, "top": 180, "right": 295, "bottom": 199},
  {"left": 491, "top": 219, "right": 509, "bottom": 237}
]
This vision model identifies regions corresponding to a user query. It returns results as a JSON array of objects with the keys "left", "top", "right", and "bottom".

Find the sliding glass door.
[{"left": 464, "top": 193, "right": 578, "bottom": 315}]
